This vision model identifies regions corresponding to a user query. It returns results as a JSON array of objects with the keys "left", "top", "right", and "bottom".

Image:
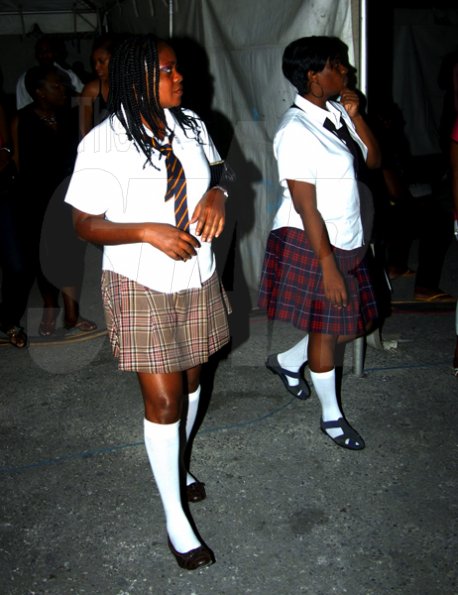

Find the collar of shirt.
[
  {"left": 112, "top": 107, "right": 178, "bottom": 144},
  {"left": 293, "top": 94, "right": 342, "bottom": 129}
]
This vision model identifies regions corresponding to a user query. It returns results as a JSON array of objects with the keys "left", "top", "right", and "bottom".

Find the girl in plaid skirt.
[
  {"left": 259, "top": 36, "right": 381, "bottom": 450},
  {"left": 65, "top": 35, "right": 230, "bottom": 570}
]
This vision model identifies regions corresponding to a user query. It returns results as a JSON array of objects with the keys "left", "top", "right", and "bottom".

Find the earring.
[{"left": 310, "top": 81, "right": 324, "bottom": 99}]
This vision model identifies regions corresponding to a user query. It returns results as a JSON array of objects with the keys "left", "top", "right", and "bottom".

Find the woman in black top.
[{"left": 12, "top": 64, "right": 96, "bottom": 336}]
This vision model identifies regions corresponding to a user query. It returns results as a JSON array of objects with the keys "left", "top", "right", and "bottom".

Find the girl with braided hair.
[{"left": 65, "top": 34, "right": 231, "bottom": 570}]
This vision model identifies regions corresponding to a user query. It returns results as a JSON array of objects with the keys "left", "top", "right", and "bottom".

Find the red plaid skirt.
[{"left": 258, "top": 227, "right": 378, "bottom": 336}]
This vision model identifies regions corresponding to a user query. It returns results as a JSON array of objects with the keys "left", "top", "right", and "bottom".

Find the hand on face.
[{"left": 339, "top": 87, "right": 360, "bottom": 119}]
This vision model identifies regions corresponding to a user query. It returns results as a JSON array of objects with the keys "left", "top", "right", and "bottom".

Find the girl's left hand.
[
  {"left": 190, "top": 187, "right": 226, "bottom": 242},
  {"left": 339, "top": 87, "right": 360, "bottom": 119}
]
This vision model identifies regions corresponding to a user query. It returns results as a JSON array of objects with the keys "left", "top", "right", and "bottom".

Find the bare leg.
[
  {"left": 138, "top": 371, "right": 203, "bottom": 553},
  {"left": 62, "top": 286, "right": 80, "bottom": 327},
  {"left": 37, "top": 270, "right": 59, "bottom": 336},
  {"left": 62, "top": 286, "right": 96, "bottom": 330}
]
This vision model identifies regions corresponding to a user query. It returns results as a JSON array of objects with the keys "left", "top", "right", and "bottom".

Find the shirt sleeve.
[
  {"left": 64, "top": 139, "right": 123, "bottom": 215},
  {"left": 274, "top": 119, "right": 318, "bottom": 185},
  {"left": 197, "top": 117, "right": 221, "bottom": 164},
  {"left": 68, "top": 69, "right": 84, "bottom": 93},
  {"left": 16, "top": 74, "right": 32, "bottom": 110}
]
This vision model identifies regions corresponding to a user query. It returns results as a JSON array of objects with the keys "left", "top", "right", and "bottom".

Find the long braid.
[{"left": 107, "top": 34, "right": 201, "bottom": 166}]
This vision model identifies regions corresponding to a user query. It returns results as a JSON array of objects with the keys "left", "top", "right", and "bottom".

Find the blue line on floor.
[
  {"left": 1, "top": 359, "right": 453, "bottom": 476},
  {"left": 0, "top": 398, "right": 295, "bottom": 476}
]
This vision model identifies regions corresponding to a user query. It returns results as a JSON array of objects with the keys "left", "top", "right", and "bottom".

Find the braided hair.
[{"left": 107, "top": 33, "right": 200, "bottom": 165}]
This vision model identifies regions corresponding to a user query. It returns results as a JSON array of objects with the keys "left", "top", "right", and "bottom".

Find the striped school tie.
[
  {"left": 323, "top": 116, "right": 365, "bottom": 179},
  {"left": 154, "top": 139, "right": 189, "bottom": 231}
]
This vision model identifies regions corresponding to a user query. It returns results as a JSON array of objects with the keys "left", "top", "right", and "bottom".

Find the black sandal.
[
  {"left": 320, "top": 417, "right": 365, "bottom": 450},
  {"left": 265, "top": 354, "right": 311, "bottom": 400},
  {"left": 5, "top": 326, "right": 28, "bottom": 349}
]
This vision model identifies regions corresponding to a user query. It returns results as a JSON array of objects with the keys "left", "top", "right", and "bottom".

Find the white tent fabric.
[
  {"left": 0, "top": 0, "right": 360, "bottom": 299},
  {"left": 110, "top": 0, "right": 358, "bottom": 297},
  {"left": 0, "top": 0, "right": 100, "bottom": 34}
]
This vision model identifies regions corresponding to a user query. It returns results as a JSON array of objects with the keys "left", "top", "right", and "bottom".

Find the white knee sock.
[
  {"left": 309, "top": 369, "right": 343, "bottom": 438},
  {"left": 185, "top": 386, "right": 200, "bottom": 486},
  {"left": 277, "top": 335, "right": 309, "bottom": 386},
  {"left": 143, "top": 418, "right": 200, "bottom": 553}
]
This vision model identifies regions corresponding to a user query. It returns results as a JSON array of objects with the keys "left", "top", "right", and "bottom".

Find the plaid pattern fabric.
[
  {"left": 258, "top": 227, "right": 378, "bottom": 336},
  {"left": 102, "top": 270, "right": 230, "bottom": 373}
]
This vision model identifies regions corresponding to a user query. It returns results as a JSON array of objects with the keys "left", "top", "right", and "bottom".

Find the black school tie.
[
  {"left": 154, "top": 139, "right": 189, "bottom": 231},
  {"left": 323, "top": 116, "right": 364, "bottom": 179}
]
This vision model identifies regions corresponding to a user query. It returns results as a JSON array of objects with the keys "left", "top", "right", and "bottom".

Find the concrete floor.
[{"left": 1, "top": 241, "right": 457, "bottom": 595}]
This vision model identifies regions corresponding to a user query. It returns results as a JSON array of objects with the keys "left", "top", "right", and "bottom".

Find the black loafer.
[
  {"left": 186, "top": 481, "right": 206, "bottom": 502},
  {"left": 167, "top": 537, "right": 215, "bottom": 570},
  {"left": 265, "top": 353, "right": 311, "bottom": 400}
]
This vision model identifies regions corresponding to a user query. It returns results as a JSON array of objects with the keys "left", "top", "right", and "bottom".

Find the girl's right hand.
[
  {"left": 321, "top": 259, "right": 348, "bottom": 308},
  {"left": 144, "top": 223, "right": 201, "bottom": 261}
]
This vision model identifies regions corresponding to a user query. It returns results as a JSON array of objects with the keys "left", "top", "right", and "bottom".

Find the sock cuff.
[
  {"left": 144, "top": 418, "right": 180, "bottom": 437},
  {"left": 310, "top": 368, "right": 335, "bottom": 380},
  {"left": 188, "top": 385, "right": 201, "bottom": 402}
]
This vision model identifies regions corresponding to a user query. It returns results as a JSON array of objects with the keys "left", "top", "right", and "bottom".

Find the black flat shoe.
[
  {"left": 320, "top": 417, "right": 365, "bottom": 450},
  {"left": 265, "top": 353, "right": 311, "bottom": 400},
  {"left": 167, "top": 537, "right": 215, "bottom": 570},
  {"left": 186, "top": 481, "right": 206, "bottom": 502}
]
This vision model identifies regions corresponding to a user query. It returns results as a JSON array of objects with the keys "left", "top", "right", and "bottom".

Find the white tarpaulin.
[
  {"left": 0, "top": 1, "right": 100, "bottom": 34},
  {"left": 109, "top": 0, "right": 358, "bottom": 299},
  {"left": 0, "top": 0, "right": 360, "bottom": 300}
]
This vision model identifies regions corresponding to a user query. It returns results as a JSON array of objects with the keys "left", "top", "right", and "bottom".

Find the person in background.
[
  {"left": 79, "top": 34, "right": 120, "bottom": 138},
  {"left": 65, "top": 34, "right": 230, "bottom": 569},
  {"left": 259, "top": 36, "right": 380, "bottom": 449},
  {"left": 12, "top": 65, "right": 96, "bottom": 337},
  {"left": 16, "top": 36, "right": 83, "bottom": 110},
  {"left": 371, "top": 101, "right": 455, "bottom": 303}
]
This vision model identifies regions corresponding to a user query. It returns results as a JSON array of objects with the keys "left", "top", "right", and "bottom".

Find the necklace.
[{"left": 39, "top": 114, "right": 57, "bottom": 126}]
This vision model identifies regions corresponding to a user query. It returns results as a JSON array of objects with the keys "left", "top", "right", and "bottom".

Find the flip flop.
[
  {"left": 388, "top": 267, "right": 415, "bottom": 281},
  {"left": 414, "top": 292, "right": 456, "bottom": 303},
  {"left": 39, "top": 319, "right": 56, "bottom": 337},
  {"left": 64, "top": 318, "right": 97, "bottom": 332},
  {"left": 4, "top": 326, "right": 28, "bottom": 348}
]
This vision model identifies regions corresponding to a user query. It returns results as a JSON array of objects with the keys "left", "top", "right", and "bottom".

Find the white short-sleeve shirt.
[
  {"left": 272, "top": 94, "right": 368, "bottom": 250},
  {"left": 64, "top": 108, "right": 221, "bottom": 293}
]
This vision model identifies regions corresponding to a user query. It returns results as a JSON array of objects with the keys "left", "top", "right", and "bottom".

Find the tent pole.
[
  {"left": 169, "top": 0, "right": 173, "bottom": 38},
  {"left": 360, "top": 0, "right": 368, "bottom": 100}
]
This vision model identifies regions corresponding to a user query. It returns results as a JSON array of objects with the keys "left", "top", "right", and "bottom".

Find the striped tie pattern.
[
  {"left": 323, "top": 116, "right": 364, "bottom": 179},
  {"left": 154, "top": 140, "right": 189, "bottom": 231}
]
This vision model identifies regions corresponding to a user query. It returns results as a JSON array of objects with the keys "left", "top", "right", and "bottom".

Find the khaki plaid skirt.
[{"left": 101, "top": 270, "right": 231, "bottom": 373}]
